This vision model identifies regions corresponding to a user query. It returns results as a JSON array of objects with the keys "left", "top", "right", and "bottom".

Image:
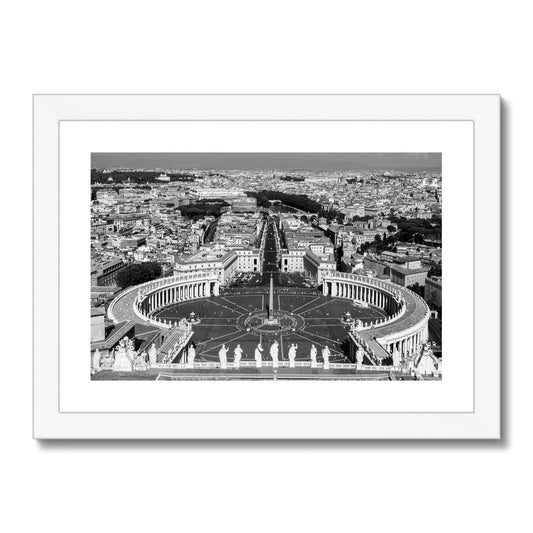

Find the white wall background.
[{"left": 0, "top": 1, "right": 526, "bottom": 532}]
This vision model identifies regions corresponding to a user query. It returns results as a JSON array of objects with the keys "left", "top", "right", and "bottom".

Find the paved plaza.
[{"left": 154, "top": 288, "right": 387, "bottom": 364}]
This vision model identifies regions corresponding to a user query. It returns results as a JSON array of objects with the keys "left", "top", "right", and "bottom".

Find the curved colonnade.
[
  {"left": 108, "top": 270, "right": 430, "bottom": 363},
  {"left": 108, "top": 271, "right": 220, "bottom": 330},
  {"left": 322, "top": 272, "right": 430, "bottom": 360}
]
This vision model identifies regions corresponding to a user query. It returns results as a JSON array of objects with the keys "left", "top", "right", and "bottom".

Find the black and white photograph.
[
  {"left": 90, "top": 152, "right": 442, "bottom": 381},
  {"left": 6, "top": 0, "right": 528, "bottom": 529}
]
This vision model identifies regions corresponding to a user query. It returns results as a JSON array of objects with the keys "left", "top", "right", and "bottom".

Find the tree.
[
  {"left": 387, "top": 225, "right": 396, "bottom": 233},
  {"left": 245, "top": 190, "right": 322, "bottom": 213},
  {"left": 116, "top": 262, "right": 162, "bottom": 289},
  {"left": 429, "top": 265, "right": 442, "bottom": 277},
  {"left": 396, "top": 231, "right": 411, "bottom": 242},
  {"left": 413, "top": 233, "right": 425, "bottom": 245},
  {"left": 178, "top": 200, "right": 229, "bottom": 219},
  {"left": 358, "top": 242, "right": 371, "bottom": 254},
  {"left": 407, "top": 282, "right": 424, "bottom": 297}
]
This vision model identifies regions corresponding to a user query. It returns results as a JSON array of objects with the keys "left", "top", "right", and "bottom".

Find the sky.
[{"left": 91, "top": 152, "right": 441, "bottom": 172}]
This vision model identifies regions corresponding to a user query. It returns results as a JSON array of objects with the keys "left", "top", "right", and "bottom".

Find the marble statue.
[
  {"left": 218, "top": 344, "right": 228, "bottom": 369},
  {"left": 254, "top": 343, "right": 263, "bottom": 368},
  {"left": 356, "top": 347, "right": 364, "bottom": 366},
  {"left": 354, "top": 319, "right": 364, "bottom": 331},
  {"left": 233, "top": 344, "right": 243, "bottom": 369},
  {"left": 310, "top": 344, "right": 318, "bottom": 368},
  {"left": 187, "top": 344, "right": 196, "bottom": 367},
  {"left": 148, "top": 343, "right": 158, "bottom": 367},
  {"left": 288, "top": 343, "right": 298, "bottom": 368},
  {"left": 322, "top": 346, "right": 331, "bottom": 370},
  {"left": 133, "top": 351, "right": 148, "bottom": 371},
  {"left": 417, "top": 343, "right": 437, "bottom": 375},
  {"left": 270, "top": 341, "right": 279, "bottom": 368},
  {"left": 392, "top": 347, "right": 402, "bottom": 367},
  {"left": 101, "top": 350, "right": 114, "bottom": 370},
  {"left": 407, "top": 347, "right": 419, "bottom": 370},
  {"left": 91, "top": 349, "right": 101, "bottom": 374},
  {"left": 112, "top": 338, "right": 133, "bottom": 372},
  {"left": 125, "top": 336, "right": 135, "bottom": 353}
]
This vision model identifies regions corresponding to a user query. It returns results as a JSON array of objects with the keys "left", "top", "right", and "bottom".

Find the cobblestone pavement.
[{"left": 155, "top": 289, "right": 386, "bottom": 363}]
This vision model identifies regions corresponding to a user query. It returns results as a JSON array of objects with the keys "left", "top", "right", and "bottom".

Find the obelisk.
[{"left": 269, "top": 274, "right": 274, "bottom": 320}]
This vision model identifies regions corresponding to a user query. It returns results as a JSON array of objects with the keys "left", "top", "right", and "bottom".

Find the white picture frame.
[{"left": 33, "top": 94, "right": 500, "bottom": 439}]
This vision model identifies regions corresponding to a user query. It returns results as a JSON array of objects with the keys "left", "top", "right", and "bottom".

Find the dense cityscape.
[{"left": 90, "top": 156, "right": 442, "bottom": 380}]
